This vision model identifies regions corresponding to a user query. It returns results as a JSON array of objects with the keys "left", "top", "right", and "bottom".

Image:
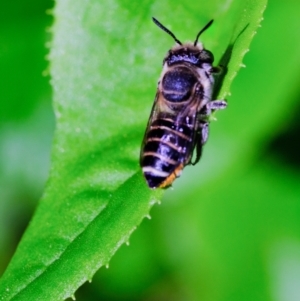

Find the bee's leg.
[
  {"left": 200, "top": 100, "right": 227, "bottom": 118},
  {"left": 192, "top": 100, "right": 226, "bottom": 165},
  {"left": 191, "top": 121, "right": 208, "bottom": 165},
  {"left": 206, "top": 100, "right": 227, "bottom": 111},
  {"left": 199, "top": 120, "right": 209, "bottom": 145}
]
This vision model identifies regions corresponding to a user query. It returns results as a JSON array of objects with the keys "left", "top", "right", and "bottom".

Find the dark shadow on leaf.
[{"left": 213, "top": 23, "right": 249, "bottom": 100}]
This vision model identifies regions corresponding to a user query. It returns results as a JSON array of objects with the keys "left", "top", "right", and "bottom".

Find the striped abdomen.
[{"left": 140, "top": 117, "right": 194, "bottom": 188}]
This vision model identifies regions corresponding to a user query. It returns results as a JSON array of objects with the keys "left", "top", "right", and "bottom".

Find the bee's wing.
[
  {"left": 140, "top": 90, "right": 162, "bottom": 163},
  {"left": 172, "top": 93, "right": 206, "bottom": 166},
  {"left": 140, "top": 89, "right": 205, "bottom": 168}
]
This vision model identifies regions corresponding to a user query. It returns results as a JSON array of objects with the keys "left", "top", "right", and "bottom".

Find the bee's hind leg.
[
  {"left": 192, "top": 99, "right": 227, "bottom": 165},
  {"left": 191, "top": 120, "right": 209, "bottom": 166},
  {"left": 199, "top": 121, "right": 209, "bottom": 145}
]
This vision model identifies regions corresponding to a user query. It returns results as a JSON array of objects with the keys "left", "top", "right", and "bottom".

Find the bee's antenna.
[
  {"left": 194, "top": 19, "right": 214, "bottom": 46},
  {"left": 152, "top": 17, "right": 182, "bottom": 45}
]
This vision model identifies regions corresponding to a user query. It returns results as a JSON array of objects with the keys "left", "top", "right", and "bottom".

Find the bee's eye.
[{"left": 199, "top": 50, "right": 214, "bottom": 64}]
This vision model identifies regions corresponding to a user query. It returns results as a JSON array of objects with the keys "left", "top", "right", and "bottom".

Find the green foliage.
[{"left": 1, "top": 0, "right": 300, "bottom": 301}]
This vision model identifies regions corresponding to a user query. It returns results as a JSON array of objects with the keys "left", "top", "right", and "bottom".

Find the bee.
[{"left": 140, "top": 17, "right": 227, "bottom": 189}]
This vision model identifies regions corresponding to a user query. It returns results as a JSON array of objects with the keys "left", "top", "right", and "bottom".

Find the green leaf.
[
  {"left": 214, "top": 1, "right": 268, "bottom": 100},
  {"left": 0, "top": 0, "right": 267, "bottom": 300}
]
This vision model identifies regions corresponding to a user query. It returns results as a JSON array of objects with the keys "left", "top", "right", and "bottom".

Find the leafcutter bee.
[{"left": 140, "top": 17, "right": 227, "bottom": 189}]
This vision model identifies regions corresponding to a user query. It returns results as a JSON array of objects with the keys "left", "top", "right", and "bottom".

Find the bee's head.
[
  {"left": 152, "top": 17, "right": 214, "bottom": 67},
  {"left": 164, "top": 45, "right": 214, "bottom": 67}
]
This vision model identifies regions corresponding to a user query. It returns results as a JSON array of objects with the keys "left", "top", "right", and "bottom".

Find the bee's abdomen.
[
  {"left": 162, "top": 67, "right": 197, "bottom": 102},
  {"left": 141, "top": 118, "right": 192, "bottom": 188}
]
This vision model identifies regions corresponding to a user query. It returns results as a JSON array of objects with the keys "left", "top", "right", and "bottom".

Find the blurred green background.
[
  {"left": 0, "top": 0, "right": 54, "bottom": 274},
  {"left": 1, "top": 1, "right": 300, "bottom": 301}
]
